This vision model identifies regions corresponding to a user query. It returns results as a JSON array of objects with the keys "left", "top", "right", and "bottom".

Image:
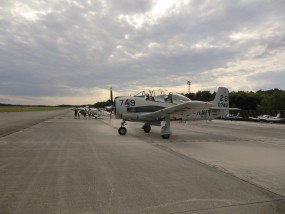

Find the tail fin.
[
  {"left": 211, "top": 87, "right": 229, "bottom": 108},
  {"left": 210, "top": 87, "right": 240, "bottom": 118},
  {"left": 276, "top": 113, "right": 280, "bottom": 118}
]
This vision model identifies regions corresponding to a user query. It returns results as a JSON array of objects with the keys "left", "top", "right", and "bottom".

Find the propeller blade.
[
  {"left": 109, "top": 87, "right": 115, "bottom": 118},
  {"left": 110, "top": 87, "right": 113, "bottom": 105}
]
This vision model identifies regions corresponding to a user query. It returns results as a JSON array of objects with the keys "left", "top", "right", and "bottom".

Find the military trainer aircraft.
[{"left": 112, "top": 87, "right": 239, "bottom": 139}]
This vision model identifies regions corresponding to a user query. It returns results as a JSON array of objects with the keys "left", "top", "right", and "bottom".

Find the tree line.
[{"left": 184, "top": 88, "right": 285, "bottom": 110}]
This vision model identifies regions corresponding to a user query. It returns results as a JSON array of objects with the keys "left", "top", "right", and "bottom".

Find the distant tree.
[
  {"left": 184, "top": 91, "right": 214, "bottom": 101},
  {"left": 202, "top": 90, "right": 214, "bottom": 101},
  {"left": 229, "top": 91, "right": 261, "bottom": 110},
  {"left": 93, "top": 99, "right": 113, "bottom": 108},
  {"left": 184, "top": 92, "right": 196, "bottom": 100},
  {"left": 257, "top": 89, "right": 285, "bottom": 110}
]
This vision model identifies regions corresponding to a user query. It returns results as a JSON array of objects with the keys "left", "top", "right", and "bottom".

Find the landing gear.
[
  {"left": 118, "top": 120, "right": 127, "bottom": 135},
  {"left": 142, "top": 123, "right": 151, "bottom": 133},
  {"left": 161, "top": 134, "right": 170, "bottom": 139},
  {"left": 161, "top": 116, "right": 172, "bottom": 139},
  {"left": 118, "top": 127, "right": 127, "bottom": 135}
]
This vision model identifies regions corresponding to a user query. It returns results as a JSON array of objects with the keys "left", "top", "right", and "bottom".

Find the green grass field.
[{"left": 0, "top": 106, "right": 68, "bottom": 112}]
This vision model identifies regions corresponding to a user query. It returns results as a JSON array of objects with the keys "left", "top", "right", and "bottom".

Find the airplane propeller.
[{"left": 110, "top": 86, "right": 113, "bottom": 106}]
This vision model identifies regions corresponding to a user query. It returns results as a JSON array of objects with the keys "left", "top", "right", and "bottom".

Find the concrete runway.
[{"left": 0, "top": 110, "right": 285, "bottom": 213}]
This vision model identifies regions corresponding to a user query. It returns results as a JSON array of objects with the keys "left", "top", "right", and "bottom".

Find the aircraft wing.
[{"left": 140, "top": 101, "right": 214, "bottom": 120}]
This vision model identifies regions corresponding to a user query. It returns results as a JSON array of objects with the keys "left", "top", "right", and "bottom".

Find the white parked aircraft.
[
  {"left": 89, "top": 107, "right": 110, "bottom": 118},
  {"left": 74, "top": 105, "right": 111, "bottom": 119},
  {"left": 248, "top": 113, "right": 285, "bottom": 123},
  {"left": 113, "top": 87, "right": 239, "bottom": 139}
]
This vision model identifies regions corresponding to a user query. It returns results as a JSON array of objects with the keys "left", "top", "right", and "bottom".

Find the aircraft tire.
[
  {"left": 161, "top": 134, "right": 170, "bottom": 139},
  {"left": 118, "top": 127, "right": 127, "bottom": 135},
  {"left": 143, "top": 125, "right": 151, "bottom": 133}
]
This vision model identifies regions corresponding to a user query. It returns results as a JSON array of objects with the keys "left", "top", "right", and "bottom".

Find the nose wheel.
[{"left": 118, "top": 120, "right": 127, "bottom": 135}]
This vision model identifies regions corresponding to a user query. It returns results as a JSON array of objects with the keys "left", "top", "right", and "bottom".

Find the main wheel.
[
  {"left": 118, "top": 127, "right": 127, "bottom": 135},
  {"left": 143, "top": 125, "right": 151, "bottom": 133},
  {"left": 161, "top": 134, "right": 170, "bottom": 139}
]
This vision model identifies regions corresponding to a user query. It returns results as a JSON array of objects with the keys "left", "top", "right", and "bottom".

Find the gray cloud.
[{"left": 0, "top": 0, "right": 284, "bottom": 104}]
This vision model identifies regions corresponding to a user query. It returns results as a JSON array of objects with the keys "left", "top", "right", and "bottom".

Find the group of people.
[
  {"left": 73, "top": 106, "right": 112, "bottom": 119},
  {"left": 74, "top": 107, "right": 91, "bottom": 119}
]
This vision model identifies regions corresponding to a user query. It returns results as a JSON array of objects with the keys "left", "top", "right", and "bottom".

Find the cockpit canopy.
[
  {"left": 171, "top": 93, "right": 191, "bottom": 102},
  {"left": 134, "top": 90, "right": 191, "bottom": 104}
]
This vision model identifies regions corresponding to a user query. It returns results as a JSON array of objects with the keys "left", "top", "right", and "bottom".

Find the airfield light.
[{"left": 187, "top": 81, "right": 191, "bottom": 93}]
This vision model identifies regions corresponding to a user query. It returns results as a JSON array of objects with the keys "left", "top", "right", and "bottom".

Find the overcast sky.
[{"left": 0, "top": 0, "right": 284, "bottom": 105}]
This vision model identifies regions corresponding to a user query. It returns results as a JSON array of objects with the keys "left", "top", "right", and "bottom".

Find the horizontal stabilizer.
[{"left": 210, "top": 107, "right": 241, "bottom": 111}]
